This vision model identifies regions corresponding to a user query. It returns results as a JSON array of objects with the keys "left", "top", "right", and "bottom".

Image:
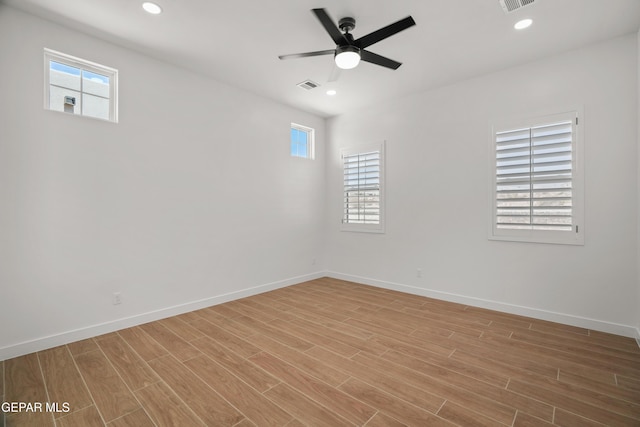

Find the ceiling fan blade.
[
  {"left": 354, "top": 16, "right": 416, "bottom": 49},
  {"left": 360, "top": 50, "right": 402, "bottom": 70},
  {"left": 312, "top": 8, "right": 349, "bottom": 46},
  {"left": 328, "top": 64, "right": 342, "bottom": 82},
  {"left": 278, "top": 49, "right": 335, "bottom": 60}
]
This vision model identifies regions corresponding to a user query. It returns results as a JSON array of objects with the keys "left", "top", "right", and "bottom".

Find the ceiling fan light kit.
[
  {"left": 278, "top": 8, "right": 416, "bottom": 72},
  {"left": 335, "top": 45, "right": 361, "bottom": 69}
]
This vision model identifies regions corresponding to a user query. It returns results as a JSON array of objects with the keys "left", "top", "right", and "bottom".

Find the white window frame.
[
  {"left": 489, "top": 108, "right": 584, "bottom": 245},
  {"left": 341, "top": 142, "right": 385, "bottom": 233},
  {"left": 290, "top": 123, "right": 315, "bottom": 159},
  {"left": 44, "top": 48, "right": 118, "bottom": 122}
]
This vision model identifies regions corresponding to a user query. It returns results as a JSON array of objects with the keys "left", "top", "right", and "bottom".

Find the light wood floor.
[{"left": 2, "top": 277, "right": 640, "bottom": 426}]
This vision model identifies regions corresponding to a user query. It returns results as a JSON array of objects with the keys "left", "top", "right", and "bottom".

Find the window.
[
  {"left": 341, "top": 142, "right": 385, "bottom": 233},
  {"left": 44, "top": 49, "right": 118, "bottom": 122},
  {"left": 490, "top": 110, "right": 584, "bottom": 245},
  {"left": 290, "top": 123, "right": 314, "bottom": 159}
]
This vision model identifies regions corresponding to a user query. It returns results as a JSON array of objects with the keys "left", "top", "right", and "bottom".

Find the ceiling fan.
[{"left": 278, "top": 8, "right": 416, "bottom": 71}]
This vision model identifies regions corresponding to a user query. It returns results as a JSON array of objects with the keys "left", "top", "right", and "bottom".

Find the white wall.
[
  {"left": 637, "top": 29, "right": 640, "bottom": 341},
  {"left": 0, "top": 5, "right": 326, "bottom": 359},
  {"left": 326, "top": 34, "right": 639, "bottom": 337}
]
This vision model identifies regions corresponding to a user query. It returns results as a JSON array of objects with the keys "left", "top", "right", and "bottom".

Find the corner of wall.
[
  {"left": 0, "top": 272, "right": 326, "bottom": 361},
  {"left": 327, "top": 271, "right": 640, "bottom": 339},
  {"left": 637, "top": 29, "right": 640, "bottom": 342}
]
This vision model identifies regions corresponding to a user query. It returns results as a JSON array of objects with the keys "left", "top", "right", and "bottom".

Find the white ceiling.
[{"left": 5, "top": 0, "right": 640, "bottom": 117}]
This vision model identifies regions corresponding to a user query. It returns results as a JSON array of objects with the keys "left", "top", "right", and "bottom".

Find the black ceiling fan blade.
[
  {"left": 312, "top": 8, "right": 349, "bottom": 46},
  {"left": 360, "top": 50, "right": 402, "bottom": 70},
  {"left": 355, "top": 16, "right": 416, "bottom": 49},
  {"left": 278, "top": 49, "right": 335, "bottom": 60}
]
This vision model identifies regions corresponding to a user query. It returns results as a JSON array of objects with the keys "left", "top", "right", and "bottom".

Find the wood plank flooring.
[{"left": 2, "top": 277, "right": 639, "bottom": 426}]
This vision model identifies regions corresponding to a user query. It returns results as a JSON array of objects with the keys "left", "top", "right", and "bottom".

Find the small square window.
[
  {"left": 44, "top": 49, "right": 118, "bottom": 122},
  {"left": 290, "top": 123, "right": 314, "bottom": 159}
]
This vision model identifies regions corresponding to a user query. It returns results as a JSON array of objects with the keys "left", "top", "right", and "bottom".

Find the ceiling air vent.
[
  {"left": 297, "top": 79, "right": 320, "bottom": 90},
  {"left": 499, "top": 0, "right": 535, "bottom": 13}
]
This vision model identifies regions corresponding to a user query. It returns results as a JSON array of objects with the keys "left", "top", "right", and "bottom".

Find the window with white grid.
[
  {"left": 490, "top": 110, "right": 583, "bottom": 245},
  {"left": 341, "top": 142, "right": 385, "bottom": 233},
  {"left": 44, "top": 49, "right": 118, "bottom": 122},
  {"left": 290, "top": 123, "right": 314, "bottom": 159}
]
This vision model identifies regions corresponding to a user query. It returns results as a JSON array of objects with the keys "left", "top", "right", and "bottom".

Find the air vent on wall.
[
  {"left": 499, "top": 0, "right": 535, "bottom": 13},
  {"left": 297, "top": 79, "right": 320, "bottom": 90}
]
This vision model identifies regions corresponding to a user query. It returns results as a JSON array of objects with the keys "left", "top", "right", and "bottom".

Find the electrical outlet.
[
  {"left": 416, "top": 268, "right": 422, "bottom": 278},
  {"left": 113, "top": 292, "right": 122, "bottom": 305}
]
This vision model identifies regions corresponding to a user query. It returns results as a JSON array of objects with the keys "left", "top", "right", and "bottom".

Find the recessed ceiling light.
[
  {"left": 326, "top": 89, "right": 337, "bottom": 96},
  {"left": 142, "top": 2, "right": 162, "bottom": 14},
  {"left": 514, "top": 18, "right": 533, "bottom": 30}
]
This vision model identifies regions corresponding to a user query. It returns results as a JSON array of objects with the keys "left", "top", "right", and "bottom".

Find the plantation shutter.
[
  {"left": 343, "top": 150, "right": 381, "bottom": 225},
  {"left": 495, "top": 119, "right": 574, "bottom": 231}
]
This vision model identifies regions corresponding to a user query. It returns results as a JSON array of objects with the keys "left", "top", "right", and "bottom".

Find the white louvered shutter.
[
  {"left": 341, "top": 143, "right": 385, "bottom": 233},
  {"left": 491, "top": 111, "right": 583, "bottom": 245}
]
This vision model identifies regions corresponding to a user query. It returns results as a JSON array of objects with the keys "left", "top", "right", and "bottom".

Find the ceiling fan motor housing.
[
  {"left": 338, "top": 17, "right": 356, "bottom": 33},
  {"left": 336, "top": 45, "right": 360, "bottom": 56}
]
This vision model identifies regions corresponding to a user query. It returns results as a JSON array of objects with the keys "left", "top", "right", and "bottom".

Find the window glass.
[
  {"left": 49, "top": 61, "right": 81, "bottom": 90},
  {"left": 82, "top": 94, "right": 110, "bottom": 120},
  {"left": 49, "top": 86, "right": 81, "bottom": 114},
  {"left": 82, "top": 70, "right": 110, "bottom": 97}
]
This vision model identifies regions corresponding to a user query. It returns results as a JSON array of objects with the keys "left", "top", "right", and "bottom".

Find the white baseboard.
[
  {"left": 0, "top": 272, "right": 325, "bottom": 361},
  {"left": 4, "top": 270, "right": 637, "bottom": 360},
  {"left": 327, "top": 271, "right": 640, "bottom": 340}
]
